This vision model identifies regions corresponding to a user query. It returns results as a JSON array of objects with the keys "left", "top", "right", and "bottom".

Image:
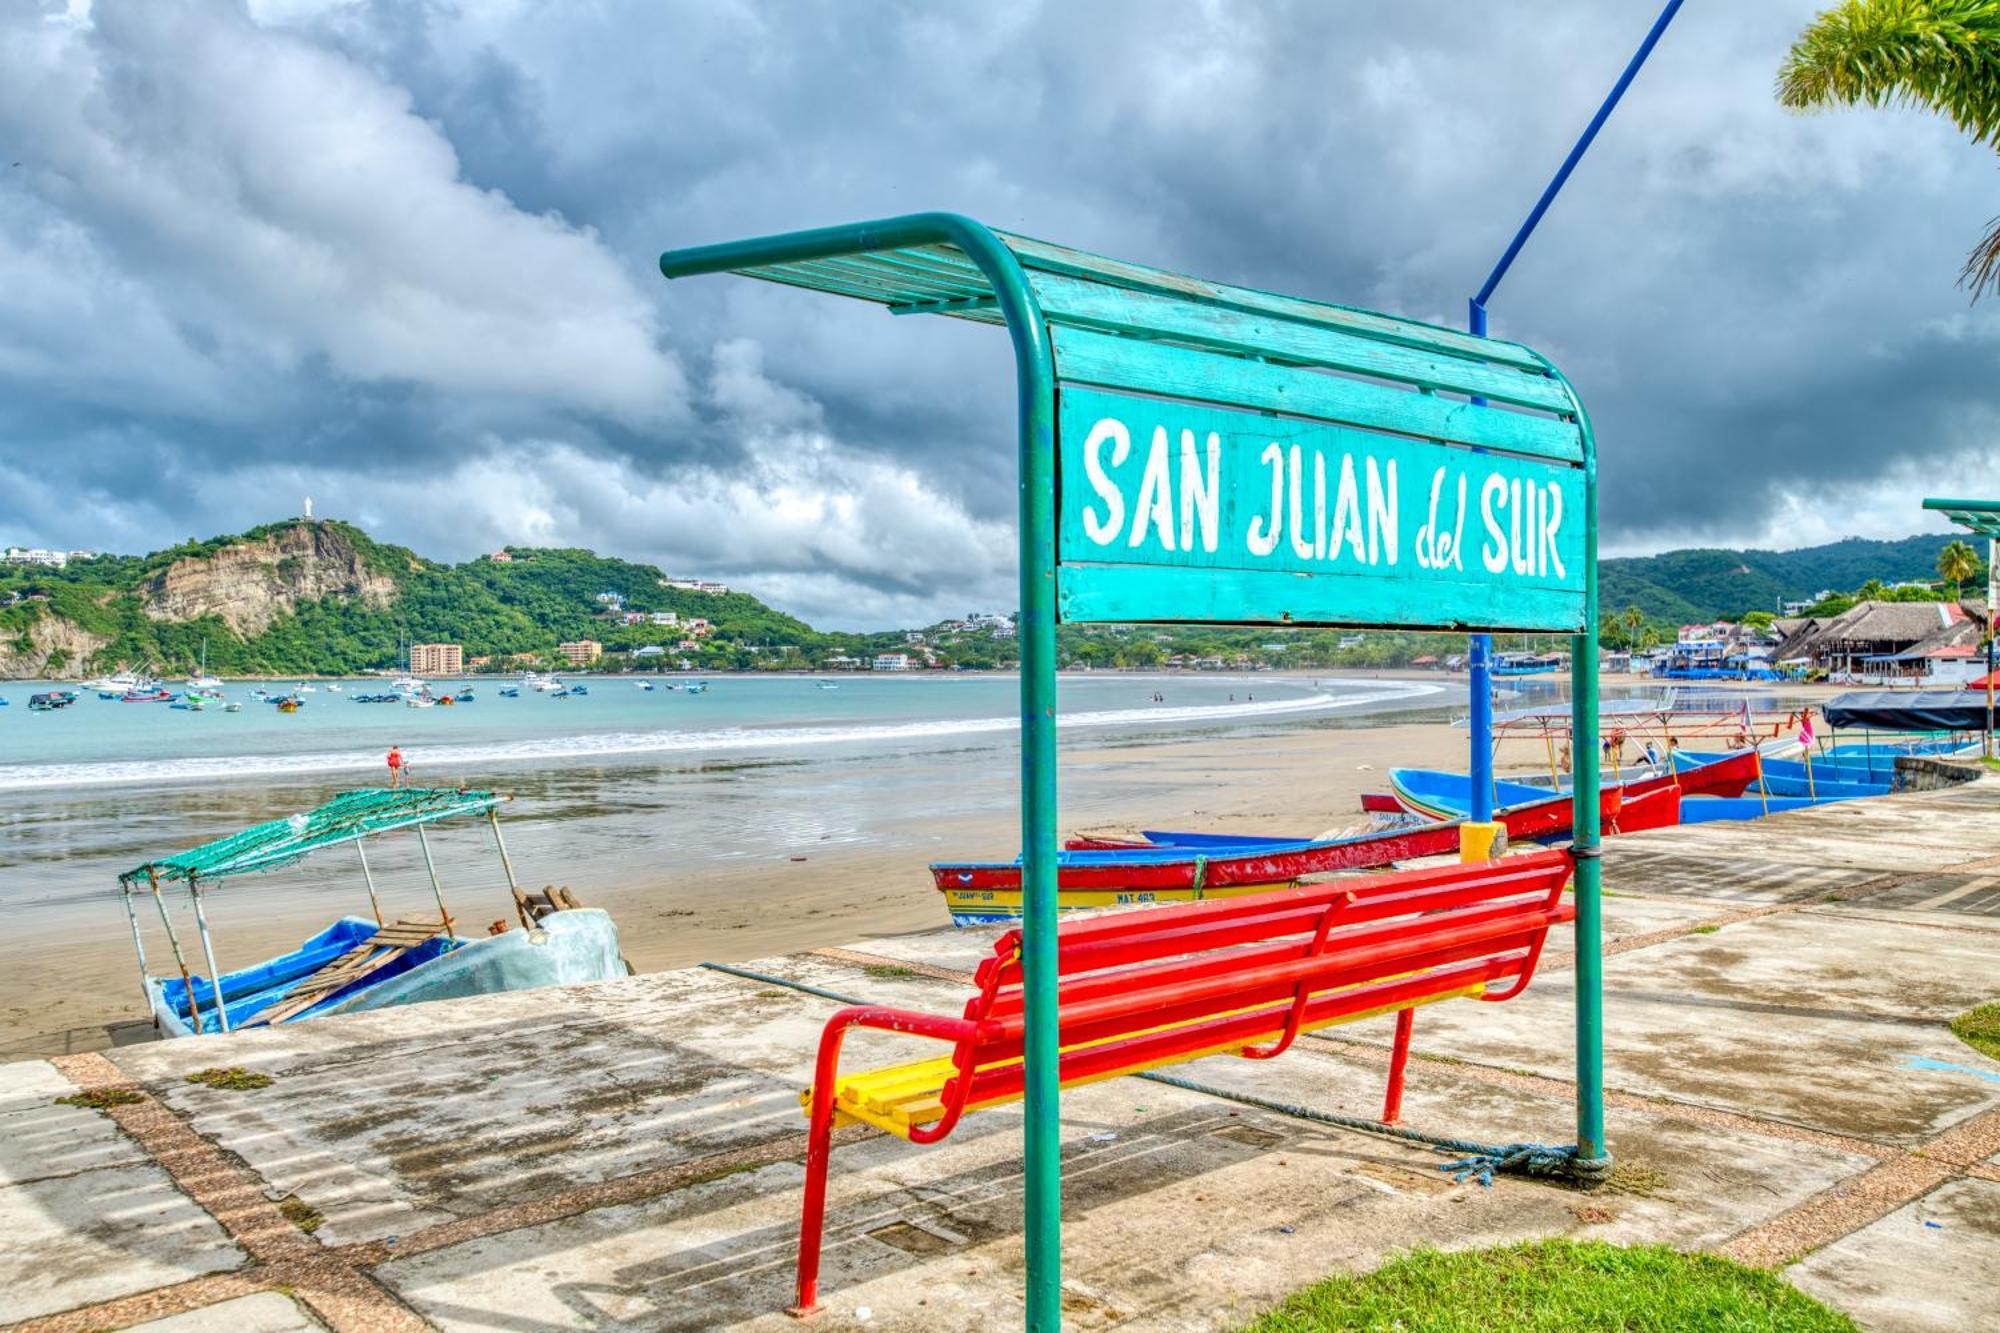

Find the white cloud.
[{"left": 0, "top": 0, "right": 683, "bottom": 425}]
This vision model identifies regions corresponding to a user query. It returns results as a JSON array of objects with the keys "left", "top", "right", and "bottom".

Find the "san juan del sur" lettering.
[{"left": 1074, "top": 415, "right": 1570, "bottom": 580}]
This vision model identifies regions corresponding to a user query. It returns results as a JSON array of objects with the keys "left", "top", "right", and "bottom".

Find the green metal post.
[
  {"left": 1569, "top": 403, "right": 1608, "bottom": 1176},
  {"left": 659, "top": 215, "right": 1062, "bottom": 1328}
]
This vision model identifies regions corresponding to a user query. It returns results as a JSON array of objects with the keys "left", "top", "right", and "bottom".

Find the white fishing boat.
[
  {"left": 86, "top": 669, "right": 142, "bottom": 694},
  {"left": 294, "top": 682, "right": 317, "bottom": 694},
  {"left": 187, "top": 638, "right": 223, "bottom": 691},
  {"left": 326, "top": 682, "right": 342, "bottom": 692},
  {"left": 118, "top": 789, "right": 627, "bottom": 1037},
  {"left": 391, "top": 674, "right": 425, "bottom": 695}
]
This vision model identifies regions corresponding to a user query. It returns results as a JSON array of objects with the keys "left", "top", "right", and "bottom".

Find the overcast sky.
[{"left": 4, "top": 1, "right": 1997, "bottom": 628}]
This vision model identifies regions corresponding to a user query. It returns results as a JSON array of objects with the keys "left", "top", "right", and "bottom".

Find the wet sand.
[
  {"left": 1, "top": 718, "right": 1478, "bottom": 1057},
  {"left": 3, "top": 671, "right": 1847, "bottom": 1058}
]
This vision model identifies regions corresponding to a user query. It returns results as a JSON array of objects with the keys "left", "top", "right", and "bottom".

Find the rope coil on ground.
[{"left": 699, "top": 961, "right": 1601, "bottom": 1189}]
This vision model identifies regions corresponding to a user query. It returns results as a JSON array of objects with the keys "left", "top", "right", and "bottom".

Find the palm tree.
[
  {"left": 1622, "top": 606, "right": 1645, "bottom": 649},
  {"left": 1939, "top": 537, "right": 1983, "bottom": 596},
  {"left": 1779, "top": 1, "right": 2000, "bottom": 297},
  {"left": 1858, "top": 577, "right": 1890, "bottom": 600}
]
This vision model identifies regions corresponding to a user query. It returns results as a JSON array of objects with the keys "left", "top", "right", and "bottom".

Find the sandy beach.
[
  {"left": 2, "top": 709, "right": 1477, "bottom": 1056},
  {"left": 0, "top": 670, "right": 1855, "bottom": 1059}
]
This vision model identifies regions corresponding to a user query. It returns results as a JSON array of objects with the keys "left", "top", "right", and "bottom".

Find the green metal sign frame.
[
  {"left": 659, "top": 213, "right": 1605, "bottom": 1330},
  {"left": 1923, "top": 497, "right": 1999, "bottom": 758}
]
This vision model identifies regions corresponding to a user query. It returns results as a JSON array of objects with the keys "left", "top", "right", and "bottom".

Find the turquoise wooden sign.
[{"left": 1056, "top": 385, "right": 1586, "bottom": 631}]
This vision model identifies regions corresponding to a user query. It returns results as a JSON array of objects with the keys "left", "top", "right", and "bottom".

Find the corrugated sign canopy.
[
  {"left": 1923, "top": 498, "right": 2000, "bottom": 539},
  {"left": 122, "top": 787, "right": 503, "bottom": 887},
  {"left": 662, "top": 214, "right": 1591, "bottom": 633}
]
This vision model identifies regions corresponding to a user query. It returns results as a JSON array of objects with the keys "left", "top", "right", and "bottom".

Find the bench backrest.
[{"left": 940, "top": 851, "right": 1574, "bottom": 1113}]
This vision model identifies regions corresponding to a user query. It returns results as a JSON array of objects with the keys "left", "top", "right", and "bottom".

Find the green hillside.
[
  {"left": 1, "top": 520, "right": 1981, "bottom": 679},
  {"left": 1600, "top": 535, "right": 1967, "bottom": 623},
  {"left": 0, "top": 520, "right": 838, "bottom": 677}
]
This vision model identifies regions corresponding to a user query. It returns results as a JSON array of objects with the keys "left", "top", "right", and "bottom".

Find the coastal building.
[
  {"left": 872, "top": 653, "right": 912, "bottom": 672},
  {"left": 488, "top": 550, "right": 514, "bottom": 563},
  {"left": 822, "top": 654, "right": 863, "bottom": 671},
  {"left": 649, "top": 611, "right": 679, "bottom": 626},
  {"left": 595, "top": 591, "right": 624, "bottom": 610},
  {"left": 559, "top": 639, "right": 603, "bottom": 666},
  {"left": 1772, "top": 600, "right": 1989, "bottom": 680},
  {"left": 410, "top": 643, "right": 463, "bottom": 675},
  {"left": 3, "top": 546, "right": 69, "bottom": 568},
  {"left": 662, "top": 577, "right": 730, "bottom": 594}
]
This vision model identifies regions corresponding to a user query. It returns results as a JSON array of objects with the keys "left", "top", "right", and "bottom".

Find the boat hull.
[
  {"left": 932, "top": 821, "right": 1466, "bottom": 897},
  {"left": 147, "top": 910, "right": 626, "bottom": 1036}
]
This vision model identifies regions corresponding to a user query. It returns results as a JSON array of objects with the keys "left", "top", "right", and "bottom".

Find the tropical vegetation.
[
  {"left": 0, "top": 519, "right": 1986, "bottom": 678},
  {"left": 1779, "top": 0, "right": 2000, "bottom": 298}
]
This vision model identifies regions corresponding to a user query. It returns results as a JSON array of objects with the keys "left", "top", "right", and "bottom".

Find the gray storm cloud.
[{"left": 2, "top": 0, "right": 1997, "bottom": 627}]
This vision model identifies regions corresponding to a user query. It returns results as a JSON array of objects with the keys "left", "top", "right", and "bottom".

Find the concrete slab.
[
  {"left": 377, "top": 1056, "right": 1873, "bottom": 1333},
  {"left": 1383, "top": 970, "right": 2000, "bottom": 1145},
  {"left": 1788, "top": 1177, "right": 2000, "bottom": 1332},
  {"left": 0, "top": 1162, "right": 245, "bottom": 1323},
  {"left": 110, "top": 968, "right": 847, "bottom": 1246},
  {"left": 120, "top": 1291, "right": 323, "bottom": 1332},
  {"left": 0, "top": 1058, "right": 150, "bottom": 1186},
  {"left": 1591, "top": 909, "right": 2000, "bottom": 1022}
]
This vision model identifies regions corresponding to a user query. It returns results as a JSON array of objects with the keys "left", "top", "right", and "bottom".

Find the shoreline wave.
[{"left": 0, "top": 681, "right": 1441, "bottom": 791}]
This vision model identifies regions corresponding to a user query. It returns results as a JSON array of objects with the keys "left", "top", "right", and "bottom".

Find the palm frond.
[
  {"left": 1961, "top": 213, "right": 2000, "bottom": 296},
  {"left": 1778, "top": 0, "right": 2000, "bottom": 148}
]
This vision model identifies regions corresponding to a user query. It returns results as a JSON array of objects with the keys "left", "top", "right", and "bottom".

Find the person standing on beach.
[{"left": 386, "top": 745, "right": 404, "bottom": 789}]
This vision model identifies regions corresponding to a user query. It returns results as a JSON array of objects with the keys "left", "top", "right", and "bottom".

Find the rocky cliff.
[
  {"left": 141, "top": 522, "right": 399, "bottom": 638},
  {"left": 0, "top": 613, "right": 110, "bottom": 679}
]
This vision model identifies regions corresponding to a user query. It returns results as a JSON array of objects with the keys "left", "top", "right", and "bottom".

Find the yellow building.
[
  {"left": 559, "top": 639, "right": 603, "bottom": 666},
  {"left": 410, "top": 642, "right": 463, "bottom": 675}
]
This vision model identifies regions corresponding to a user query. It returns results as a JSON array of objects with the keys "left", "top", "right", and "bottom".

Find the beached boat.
[
  {"left": 1680, "top": 793, "right": 1862, "bottom": 824},
  {"left": 118, "top": 788, "right": 628, "bottom": 1037},
  {"left": 932, "top": 784, "right": 1683, "bottom": 926},
  {"left": 1383, "top": 749, "right": 1762, "bottom": 822},
  {"left": 1672, "top": 749, "right": 1889, "bottom": 800}
]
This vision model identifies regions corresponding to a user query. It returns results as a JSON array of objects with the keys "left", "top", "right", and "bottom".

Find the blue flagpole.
[{"left": 1465, "top": 0, "right": 1684, "bottom": 824}]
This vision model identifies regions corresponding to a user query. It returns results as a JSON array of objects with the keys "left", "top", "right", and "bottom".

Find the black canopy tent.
[{"left": 1822, "top": 690, "right": 1991, "bottom": 733}]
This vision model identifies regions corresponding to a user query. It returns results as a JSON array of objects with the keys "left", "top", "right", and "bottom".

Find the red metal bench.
[{"left": 792, "top": 848, "right": 1576, "bottom": 1313}]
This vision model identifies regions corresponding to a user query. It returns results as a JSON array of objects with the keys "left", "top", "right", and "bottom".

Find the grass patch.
[
  {"left": 186, "top": 1066, "right": 274, "bottom": 1091},
  {"left": 753, "top": 989, "right": 792, "bottom": 999},
  {"left": 1241, "top": 1240, "right": 1856, "bottom": 1332},
  {"left": 863, "top": 964, "right": 916, "bottom": 979},
  {"left": 1689, "top": 925, "right": 1720, "bottom": 935},
  {"left": 277, "top": 1194, "right": 323, "bottom": 1234},
  {"left": 55, "top": 1088, "right": 144, "bottom": 1111},
  {"left": 1949, "top": 1002, "right": 2000, "bottom": 1062}
]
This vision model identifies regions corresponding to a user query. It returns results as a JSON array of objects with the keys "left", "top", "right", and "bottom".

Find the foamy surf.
[{"left": 0, "top": 680, "right": 1440, "bottom": 791}]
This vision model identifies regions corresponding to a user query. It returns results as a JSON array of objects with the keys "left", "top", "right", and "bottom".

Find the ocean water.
[
  {"left": 0, "top": 672, "right": 1441, "bottom": 791},
  {"left": 0, "top": 673, "right": 1455, "bottom": 923}
]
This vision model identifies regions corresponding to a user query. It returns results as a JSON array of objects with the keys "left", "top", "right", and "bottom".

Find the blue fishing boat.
[
  {"left": 1679, "top": 794, "right": 1861, "bottom": 824},
  {"left": 118, "top": 788, "right": 628, "bottom": 1037},
  {"left": 1672, "top": 750, "right": 1890, "bottom": 799}
]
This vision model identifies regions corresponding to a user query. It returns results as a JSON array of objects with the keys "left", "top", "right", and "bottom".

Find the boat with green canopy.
[{"left": 118, "top": 787, "right": 627, "bottom": 1037}]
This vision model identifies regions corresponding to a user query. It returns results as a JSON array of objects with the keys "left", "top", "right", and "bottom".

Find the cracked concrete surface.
[{"left": 4, "top": 775, "right": 1999, "bottom": 1330}]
